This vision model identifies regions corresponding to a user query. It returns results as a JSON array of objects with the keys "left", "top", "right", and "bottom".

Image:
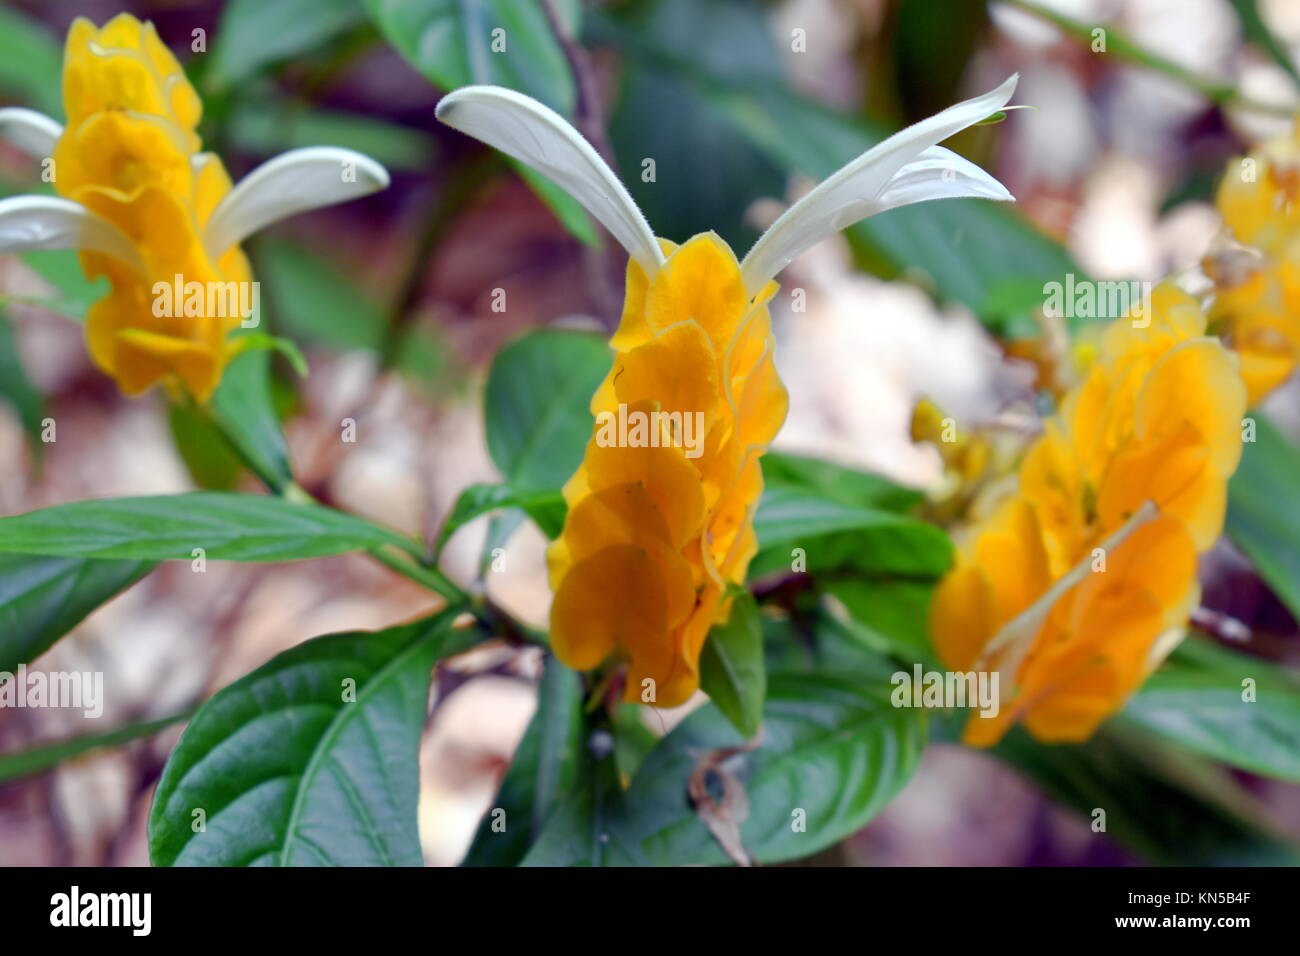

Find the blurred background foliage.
[{"left": 0, "top": 0, "right": 1298, "bottom": 867}]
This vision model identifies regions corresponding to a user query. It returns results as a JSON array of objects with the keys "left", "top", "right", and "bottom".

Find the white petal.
[
  {"left": 740, "top": 75, "right": 1018, "bottom": 293},
  {"left": 0, "top": 108, "right": 63, "bottom": 159},
  {"left": 0, "top": 195, "right": 144, "bottom": 273},
  {"left": 873, "top": 145, "right": 1015, "bottom": 212},
  {"left": 436, "top": 85, "right": 664, "bottom": 275},
  {"left": 203, "top": 147, "right": 390, "bottom": 260}
]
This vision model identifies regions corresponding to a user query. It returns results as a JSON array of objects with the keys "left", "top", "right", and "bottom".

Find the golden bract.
[
  {"left": 1210, "top": 121, "right": 1300, "bottom": 405},
  {"left": 547, "top": 234, "right": 788, "bottom": 708},
  {"left": 53, "top": 14, "right": 250, "bottom": 401},
  {"left": 931, "top": 284, "right": 1246, "bottom": 745}
]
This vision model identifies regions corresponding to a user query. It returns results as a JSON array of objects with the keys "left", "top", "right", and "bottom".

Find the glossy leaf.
[
  {"left": 750, "top": 485, "right": 952, "bottom": 578},
  {"left": 435, "top": 483, "right": 565, "bottom": 561},
  {"left": 995, "top": 724, "right": 1297, "bottom": 865},
  {"left": 699, "top": 589, "right": 765, "bottom": 738},
  {"left": 1122, "top": 638, "right": 1300, "bottom": 783},
  {"left": 483, "top": 329, "right": 610, "bottom": 495},
  {"left": 462, "top": 654, "right": 584, "bottom": 866},
  {"left": 209, "top": 0, "right": 367, "bottom": 88},
  {"left": 366, "top": 0, "right": 596, "bottom": 244},
  {"left": 0, "top": 493, "right": 413, "bottom": 562},
  {"left": 208, "top": 348, "right": 294, "bottom": 494},
  {"left": 1226, "top": 414, "right": 1300, "bottom": 620},
  {"left": 0, "top": 554, "right": 153, "bottom": 672},
  {"left": 525, "top": 672, "right": 926, "bottom": 865},
  {"left": 149, "top": 612, "right": 473, "bottom": 866}
]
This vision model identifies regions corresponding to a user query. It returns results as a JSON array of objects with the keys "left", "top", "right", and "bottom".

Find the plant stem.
[
  {"left": 1005, "top": 0, "right": 1295, "bottom": 117},
  {"left": 368, "top": 546, "right": 468, "bottom": 604}
]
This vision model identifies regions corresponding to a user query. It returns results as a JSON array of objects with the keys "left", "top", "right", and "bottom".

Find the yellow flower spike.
[
  {"left": 933, "top": 283, "right": 1246, "bottom": 745},
  {"left": 1210, "top": 119, "right": 1300, "bottom": 403},
  {"left": 439, "top": 79, "right": 1020, "bottom": 708},
  {"left": 0, "top": 14, "right": 390, "bottom": 401}
]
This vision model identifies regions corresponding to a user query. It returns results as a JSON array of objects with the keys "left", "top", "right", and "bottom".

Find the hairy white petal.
[
  {"left": 741, "top": 75, "right": 1018, "bottom": 293},
  {"left": 0, "top": 195, "right": 144, "bottom": 273},
  {"left": 0, "top": 108, "right": 63, "bottom": 159},
  {"left": 204, "top": 147, "right": 390, "bottom": 259},
  {"left": 436, "top": 85, "right": 664, "bottom": 275}
]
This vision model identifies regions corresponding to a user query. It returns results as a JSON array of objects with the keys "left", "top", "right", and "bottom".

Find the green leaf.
[
  {"left": 149, "top": 611, "right": 473, "bottom": 866},
  {"left": 484, "top": 329, "right": 610, "bottom": 495},
  {"left": 228, "top": 103, "right": 438, "bottom": 172},
  {"left": 365, "top": 0, "right": 573, "bottom": 112},
  {"left": 256, "top": 239, "right": 385, "bottom": 352},
  {"left": 994, "top": 724, "right": 1297, "bottom": 865},
  {"left": 208, "top": 0, "right": 368, "bottom": 89},
  {"left": 0, "top": 310, "right": 44, "bottom": 441},
  {"left": 226, "top": 332, "right": 309, "bottom": 377},
  {"left": 0, "top": 493, "right": 413, "bottom": 562},
  {"left": 20, "top": 251, "right": 107, "bottom": 319},
  {"left": 750, "top": 485, "right": 952, "bottom": 578},
  {"left": 1121, "top": 638, "right": 1300, "bottom": 783},
  {"left": 435, "top": 483, "right": 564, "bottom": 560},
  {"left": 365, "top": 0, "right": 597, "bottom": 243},
  {"left": 0, "top": 6, "right": 61, "bottom": 114},
  {"left": 761, "top": 451, "right": 923, "bottom": 512},
  {"left": 526, "top": 672, "right": 926, "bottom": 865},
  {"left": 0, "top": 554, "right": 153, "bottom": 672},
  {"left": 698, "top": 589, "right": 765, "bottom": 738},
  {"left": 168, "top": 403, "right": 244, "bottom": 490},
  {"left": 462, "top": 654, "right": 584, "bottom": 866},
  {"left": 1227, "top": 414, "right": 1300, "bottom": 620},
  {"left": 820, "top": 576, "right": 938, "bottom": 667},
  {"left": 208, "top": 349, "right": 294, "bottom": 494},
  {"left": 0, "top": 710, "right": 191, "bottom": 784}
]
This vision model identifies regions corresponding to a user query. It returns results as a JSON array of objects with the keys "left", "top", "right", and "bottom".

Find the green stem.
[
  {"left": 369, "top": 545, "right": 468, "bottom": 604},
  {"left": 0, "top": 709, "right": 195, "bottom": 784},
  {"left": 1006, "top": 0, "right": 1295, "bottom": 117}
]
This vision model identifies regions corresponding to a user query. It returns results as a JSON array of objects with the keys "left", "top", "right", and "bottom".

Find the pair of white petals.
[
  {"left": 0, "top": 105, "right": 389, "bottom": 276},
  {"left": 0, "top": 75, "right": 1016, "bottom": 297},
  {"left": 434, "top": 75, "right": 1019, "bottom": 294}
]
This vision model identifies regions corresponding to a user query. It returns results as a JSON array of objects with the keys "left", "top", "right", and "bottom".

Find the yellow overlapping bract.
[
  {"left": 53, "top": 14, "right": 251, "bottom": 401},
  {"left": 1208, "top": 121, "right": 1300, "bottom": 405},
  {"left": 931, "top": 284, "right": 1246, "bottom": 745},
  {"left": 547, "top": 234, "right": 788, "bottom": 707}
]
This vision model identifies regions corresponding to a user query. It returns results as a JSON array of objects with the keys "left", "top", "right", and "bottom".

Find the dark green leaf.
[
  {"left": 149, "top": 611, "right": 473, "bottom": 866},
  {"left": 761, "top": 451, "right": 923, "bottom": 512},
  {"left": 462, "top": 654, "right": 584, "bottom": 865},
  {"left": 168, "top": 403, "right": 243, "bottom": 490},
  {"left": 750, "top": 485, "right": 952, "bottom": 578},
  {"left": 820, "top": 576, "right": 938, "bottom": 666},
  {"left": 0, "top": 493, "right": 412, "bottom": 562},
  {"left": 435, "top": 483, "right": 565, "bottom": 560},
  {"left": 526, "top": 672, "right": 926, "bottom": 865},
  {"left": 257, "top": 239, "right": 386, "bottom": 352},
  {"left": 484, "top": 329, "right": 610, "bottom": 494},
  {"left": 208, "top": 349, "right": 294, "bottom": 494},
  {"left": 1226, "top": 413, "right": 1300, "bottom": 620},
  {"left": 0, "top": 554, "right": 153, "bottom": 672},
  {"left": 365, "top": 0, "right": 596, "bottom": 243},
  {"left": 0, "top": 310, "right": 44, "bottom": 441},
  {"left": 699, "top": 589, "right": 765, "bottom": 738},
  {"left": 994, "top": 724, "right": 1297, "bottom": 865},
  {"left": 209, "top": 0, "right": 367, "bottom": 89},
  {"left": 1122, "top": 638, "right": 1300, "bottom": 783}
]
